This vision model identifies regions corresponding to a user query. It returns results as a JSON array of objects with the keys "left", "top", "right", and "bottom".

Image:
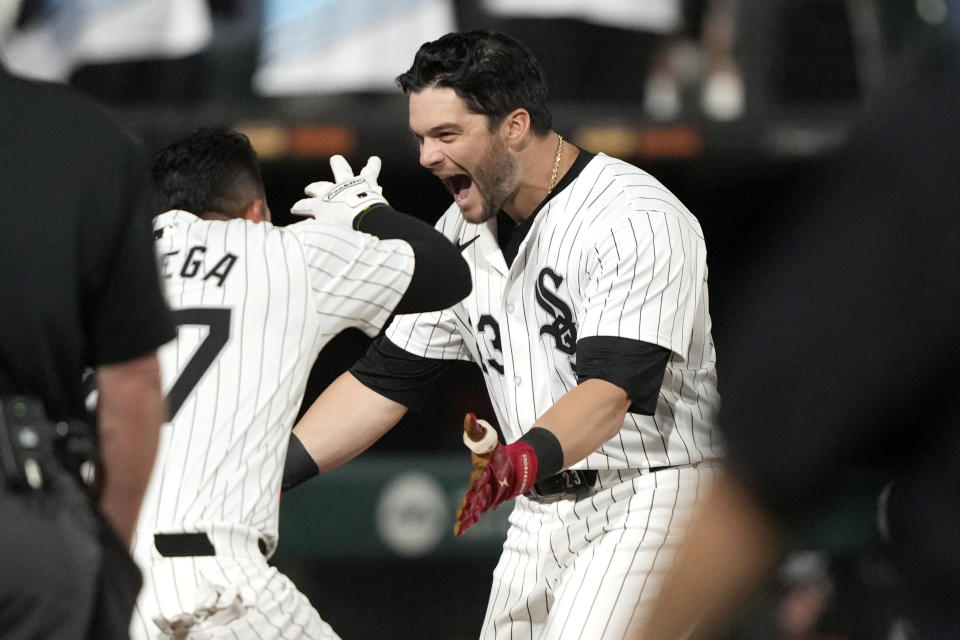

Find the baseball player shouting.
[
  {"left": 128, "top": 127, "right": 470, "bottom": 639},
  {"left": 283, "top": 30, "right": 722, "bottom": 639}
]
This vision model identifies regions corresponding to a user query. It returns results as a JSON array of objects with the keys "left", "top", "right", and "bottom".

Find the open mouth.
[{"left": 443, "top": 174, "right": 473, "bottom": 207}]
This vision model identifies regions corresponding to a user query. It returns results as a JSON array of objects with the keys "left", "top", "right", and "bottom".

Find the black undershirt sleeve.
[
  {"left": 352, "top": 204, "right": 471, "bottom": 314},
  {"left": 349, "top": 335, "right": 456, "bottom": 413},
  {"left": 575, "top": 336, "right": 670, "bottom": 415}
]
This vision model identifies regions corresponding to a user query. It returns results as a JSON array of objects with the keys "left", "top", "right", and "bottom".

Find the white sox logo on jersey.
[
  {"left": 474, "top": 267, "right": 577, "bottom": 377},
  {"left": 534, "top": 267, "right": 576, "bottom": 355}
]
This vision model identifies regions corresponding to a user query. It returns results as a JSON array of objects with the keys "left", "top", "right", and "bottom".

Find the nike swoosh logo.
[{"left": 456, "top": 235, "right": 480, "bottom": 252}]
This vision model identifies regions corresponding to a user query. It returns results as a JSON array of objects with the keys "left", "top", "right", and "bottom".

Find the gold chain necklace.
[{"left": 547, "top": 134, "right": 564, "bottom": 194}]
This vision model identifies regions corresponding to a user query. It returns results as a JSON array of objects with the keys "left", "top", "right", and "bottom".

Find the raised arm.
[{"left": 291, "top": 155, "right": 471, "bottom": 315}]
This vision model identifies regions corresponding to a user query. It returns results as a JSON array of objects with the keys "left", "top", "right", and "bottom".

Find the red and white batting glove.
[{"left": 454, "top": 413, "right": 538, "bottom": 536}]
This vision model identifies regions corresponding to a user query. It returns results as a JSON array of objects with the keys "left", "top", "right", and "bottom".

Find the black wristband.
[
  {"left": 282, "top": 433, "right": 319, "bottom": 492},
  {"left": 517, "top": 427, "right": 564, "bottom": 482}
]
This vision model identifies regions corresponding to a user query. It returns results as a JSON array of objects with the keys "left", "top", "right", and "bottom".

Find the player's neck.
[
  {"left": 199, "top": 211, "right": 232, "bottom": 221},
  {"left": 503, "top": 131, "right": 577, "bottom": 223}
]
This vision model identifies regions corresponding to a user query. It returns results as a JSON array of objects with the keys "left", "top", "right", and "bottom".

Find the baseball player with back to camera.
[
  {"left": 128, "top": 127, "right": 470, "bottom": 639},
  {"left": 282, "top": 30, "right": 723, "bottom": 639}
]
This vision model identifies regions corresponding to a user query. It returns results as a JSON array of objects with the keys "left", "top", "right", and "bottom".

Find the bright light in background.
[
  {"left": 0, "top": 0, "right": 23, "bottom": 37},
  {"left": 2, "top": 0, "right": 212, "bottom": 81},
  {"left": 916, "top": 0, "right": 949, "bottom": 24},
  {"left": 253, "top": 0, "right": 455, "bottom": 95}
]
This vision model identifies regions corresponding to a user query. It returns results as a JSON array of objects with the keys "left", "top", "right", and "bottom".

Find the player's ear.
[
  {"left": 242, "top": 199, "right": 270, "bottom": 224},
  {"left": 501, "top": 108, "right": 531, "bottom": 150}
]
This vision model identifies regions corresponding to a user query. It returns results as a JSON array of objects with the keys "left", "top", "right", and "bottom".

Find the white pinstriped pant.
[
  {"left": 129, "top": 530, "right": 340, "bottom": 640},
  {"left": 480, "top": 463, "right": 717, "bottom": 640}
]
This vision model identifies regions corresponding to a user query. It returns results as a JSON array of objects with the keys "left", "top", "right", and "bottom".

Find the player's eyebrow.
[{"left": 410, "top": 123, "right": 463, "bottom": 140}]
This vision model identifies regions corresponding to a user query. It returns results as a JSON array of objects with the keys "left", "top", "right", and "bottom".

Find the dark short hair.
[
  {"left": 151, "top": 126, "right": 264, "bottom": 218},
  {"left": 395, "top": 30, "right": 553, "bottom": 135}
]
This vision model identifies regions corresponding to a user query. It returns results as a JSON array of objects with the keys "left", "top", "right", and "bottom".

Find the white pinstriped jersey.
[
  {"left": 386, "top": 153, "right": 722, "bottom": 470},
  {"left": 130, "top": 210, "right": 414, "bottom": 639}
]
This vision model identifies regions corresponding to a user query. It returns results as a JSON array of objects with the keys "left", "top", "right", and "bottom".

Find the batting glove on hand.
[
  {"left": 290, "top": 155, "right": 387, "bottom": 226},
  {"left": 454, "top": 413, "right": 538, "bottom": 536}
]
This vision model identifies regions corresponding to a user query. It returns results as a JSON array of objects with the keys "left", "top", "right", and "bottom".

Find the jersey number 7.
[{"left": 165, "top": 307, "right": 231, "bottom": 421}]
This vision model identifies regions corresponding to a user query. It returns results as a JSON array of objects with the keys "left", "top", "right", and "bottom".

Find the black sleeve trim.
[
  {"left": 576, "top": 336, "right": 670, "bottom": 415},
  {"left": 353, "top": 204, "right": 471, "bottom": 314},
  {"left": 349, "top": 335, "right": 455, "bottom": 413}
]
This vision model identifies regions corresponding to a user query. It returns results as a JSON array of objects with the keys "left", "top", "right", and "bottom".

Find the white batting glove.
[{"left": 290, "top": 155, "right": 387, "bottom": 226}]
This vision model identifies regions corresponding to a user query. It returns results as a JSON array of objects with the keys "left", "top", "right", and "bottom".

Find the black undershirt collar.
[{"left": 497, "top": 150, "right": 595, "bottom": 267}]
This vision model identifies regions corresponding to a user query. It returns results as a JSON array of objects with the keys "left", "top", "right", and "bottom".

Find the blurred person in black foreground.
[
  {"left": 632, "top": 6, "right": 960, "bottom": 640},
  {"left": 1, "top": 1, "right": 174, "bottom": 636}
]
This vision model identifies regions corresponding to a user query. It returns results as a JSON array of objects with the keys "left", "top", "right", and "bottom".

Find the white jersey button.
[{"left": 514, "top": 376, "right": 522, "bottom": 386}]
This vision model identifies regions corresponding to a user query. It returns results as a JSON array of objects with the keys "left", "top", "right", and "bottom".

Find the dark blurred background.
[{"left": 3, "top": 1, "right": 951, "bottom": 637}]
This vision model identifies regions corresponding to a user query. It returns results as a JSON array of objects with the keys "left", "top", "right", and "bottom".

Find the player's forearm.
[
  {"left": 455, "top": 382, "right": 632, "bottom": 536},
  {"left": 533, "top": 379, "right": 631, "bottom": 469},
  {"left": 633, "top": 470, "right": 787, "bottom": 640},
  {"left": 95, "top": 352, "right": 165, "bottom": 547},
  {"left": 293, "top": 371, "right": 407, "bottom": 474}
]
